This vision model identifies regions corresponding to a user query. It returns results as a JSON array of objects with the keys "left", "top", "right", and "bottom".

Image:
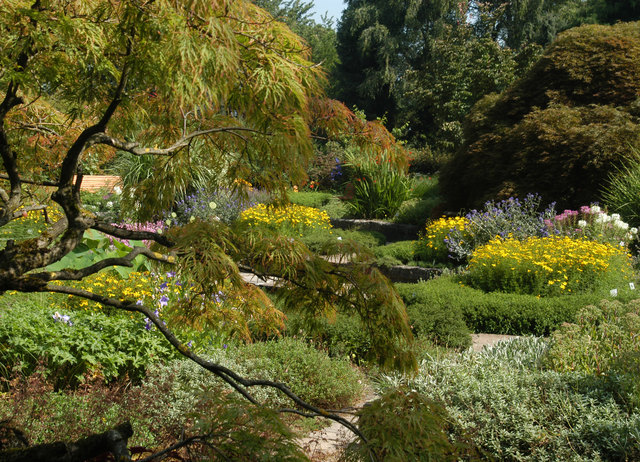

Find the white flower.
[
  {"left": 591, "top": 205, "right": 601, "bottom": 214},
  {"left": 113, "top": 186, "right": 122, "bottom": 195},
  {"left": 337, "top": 236, "right": 342, "bottom": 241},
  {"left": 106, "top": 201, "right": 113, "bottom": 208},
  {"left": 613, "top": 220, "right": 629, "bottom": 230},
  {"left": 577, "top": 220, "right": 587, "bottom": 228},
  {"left": 209, "top": 201, "right": 217, "bottom": 210},
  {"left": 171, "top": 212, "right": 177, "bottom": 218},
  {"left": 611, "top": 213, "right": 621, "bottom": 220},
  {"left": 631, "top": 227, "right": 638, "bottom": 234}
]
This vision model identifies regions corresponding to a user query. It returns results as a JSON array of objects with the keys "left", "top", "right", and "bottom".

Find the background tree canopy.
[
  {"left": 332, "top": 0, "right": 640, "bottom": 154},
  {"left": 439, "top": 21, "right": 640, "bottom": 211}
]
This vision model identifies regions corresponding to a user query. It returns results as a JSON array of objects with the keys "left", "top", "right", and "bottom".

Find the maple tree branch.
[
  {"left": 31, "top": 247, "right": 175, "bottom": 282},
  {"left": 86, "top": 127, "right": 266, "bottom": 156},
  {"left": 39, "top": 285, "right": 373, "bottom": 455}
]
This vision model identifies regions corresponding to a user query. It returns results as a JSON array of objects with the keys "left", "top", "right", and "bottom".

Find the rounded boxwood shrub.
[
  {"left": 396, "top": 276, "right": 639, "bottom": 336},
  {"left": 441, "top": 22, "right": 640, "bottom": 211}
]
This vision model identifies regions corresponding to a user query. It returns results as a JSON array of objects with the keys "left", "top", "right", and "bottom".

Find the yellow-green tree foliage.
[
  {"left": 0, "top": 0, "right": 414, "bottom": 373},
  {"left": 440, "top": 21, "right": 640, "bottom": 211}
]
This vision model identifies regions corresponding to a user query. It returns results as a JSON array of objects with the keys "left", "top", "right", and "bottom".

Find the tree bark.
[{"left": 0, "top": 422, "right": 133, "bottom": 462}]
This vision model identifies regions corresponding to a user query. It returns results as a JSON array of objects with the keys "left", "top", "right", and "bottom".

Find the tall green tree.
[
  {"left": 0, "top": 0, "right": 413, "bottom": 456},
  {"left": 477, "top": 0, "right": 595, "bottom": 48},
  {"left": 253, "top": 0, "right": 340, "bottom": 79},
  {"left": 591, "top": 0, "right": 640, "bottom": 23},
  {"left": 334, "top": 0, "right": 464, "bottom": 126}
]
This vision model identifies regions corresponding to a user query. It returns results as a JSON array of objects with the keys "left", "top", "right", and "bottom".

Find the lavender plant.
[
  {"left": 167, "top": 188, "right": 269, "bottom": 226},
  {"left": 446, "top": 194, "right": 556, "bottom": 261}
]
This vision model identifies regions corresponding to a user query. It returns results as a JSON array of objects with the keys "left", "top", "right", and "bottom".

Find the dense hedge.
[
  {"left": 396, "top": 276, "right": 637, "bottom": 336},
  {"left": 441, "top": 22, "right": 640, "bottom": 211}
]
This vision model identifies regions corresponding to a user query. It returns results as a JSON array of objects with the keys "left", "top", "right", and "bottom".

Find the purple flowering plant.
[
  {"left": 166, "top": 188, "right": 269, "bottom": 226},
  {"left": 141, "top": 270, "right": 232, "bottom": 349},
  {"left": 446, "top": 193, "right": 556, "bottom": 261}
]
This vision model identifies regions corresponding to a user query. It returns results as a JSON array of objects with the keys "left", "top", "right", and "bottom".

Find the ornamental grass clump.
[
  {"left": 414, "top": 216, "right": 469, "bottom": 264},
  {"left": 239, "top": 203, "right": 332, "bottom": 236},
  {"left": 466, "top": 236, "right": 633, "bottom": 296},
  {"left": 446, "top": 194, "right": 555, "bottom": 261},
  {"left": 343, "top": 148, "right": 410, "bottom": 219}
]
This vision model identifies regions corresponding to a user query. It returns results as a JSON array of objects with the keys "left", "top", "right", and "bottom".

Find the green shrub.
[
  {"left": 393, "top": 197, "right": 441, "bottom": 225},
  {"left": 0, "top": 294, "right": 176, "bottom": 387},
  {"left": 405, "top": 302, "right": 471, "bottom": 350},
  {"left": 300, "top": 228, "right": 385, "bottom": 254},
  {"left": 81, "top": 188, "right": 123, "bottom": 223},
  {"left": 379, "top": 337, "right": 640, "bottom": 461},
  {"left": 395, "top": 280, "right": 471, "bottom": 349},
  {"left": 373, "top": 241, "right": 415, "bottom": 266},
  {"left": 0, "top": 355, "right": 309, "bottom": 457},
  {"left": 286, "top": 287, "right": 471, "bottom": 355},
  {"left": 407, "top": 147, "right": 450, "bottom": 175},
  {"left": 544, "top": 299, "right": 640, "bottom": 410},
  {"left": 321, "top": 196, "right": 349, "bottom": 219},
  {"left": 287, "top": 191, "right": 335, "bottom": 209},
  {"left": 341, "top": 389, "right": 481, "bottom": 461},
  {"left": 285, "top": 312, "right": 373, "bottom": 364},
  {"left": 395, "top": 276, "right": 636, "bottom": 336},
  {"left": 409, "top": 175, "right": 440, "bottom": 200},
  {"left": 441, "top": 22, "right": 640, "bottom": 211},
  {"left": 237, "top": 338, "right": 364, "bottom": 409}
]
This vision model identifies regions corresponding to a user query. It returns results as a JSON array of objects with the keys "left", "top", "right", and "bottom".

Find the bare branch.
[
  {"left": 0, "top": 174, "right": 58, "bottom": 187},
  {"left": 92, "top": 222, "right": 174, "bottom": 247},
  {"left": 40, "top": 285, "right": 374, "bottom": 456},
  {"left": 85, "top": 127, "right": 266, "bottom": 157},
  {"left": 135, "top": 435, "right": 209, "bottom": 462},
  {"left": 57, "top": 40, "right": 133, "bottom": 189},
  {"left": 31, "top": 246, "right": 175, "bottom": 282}
]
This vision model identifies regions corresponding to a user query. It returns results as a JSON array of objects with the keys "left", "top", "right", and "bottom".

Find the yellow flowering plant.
[
  {"left": 58, "top": 271, "right": 156, "bottom": 312},
  {"left": 0, "top": 204, "right": 64, "bottom": 241},
  {"left": 466, "top": 236, "right": 634, "bottom": 296},
  {"left": 414, "top": 216, "right": 469, "bottom": 264},
  {"left": 239, "top": 203, "right": 332, "bottom": 237}
]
